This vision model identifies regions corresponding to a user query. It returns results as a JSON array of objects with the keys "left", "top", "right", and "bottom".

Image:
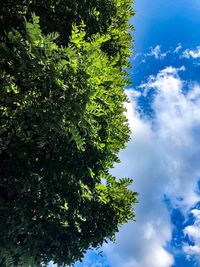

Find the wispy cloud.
[
  {"left": 135, "top": 44, "right": 183, "bottom": 61},
  {"left": 173, "top": 43, "right": 182, "bottom": 54},
  {"left": 134, "top": 45, "right": 168, "bottom": 61},
  {"left": 147, "top": 45, "right": 168, "bottom": 59},
  {"left": 183, "top": 209, "right": 200, "bottom": 262},
  {"left": 182, "top": 46, "right": 200, "bottom": 59},
  {"left": 135, "top": 44, "right": 200, "bottom": 64}
]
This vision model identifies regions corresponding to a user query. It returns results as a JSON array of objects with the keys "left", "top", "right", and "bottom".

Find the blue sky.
[
  {"left": 51, "top": 1, "right": 200, "bottom": 267},
  {"left": 132, "top": 0, "right": 200, "bottom": 53}
]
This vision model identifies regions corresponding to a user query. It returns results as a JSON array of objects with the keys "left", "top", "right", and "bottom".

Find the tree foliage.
[{"left": 0, "top": 1, "right": 137, "bottom": 266}]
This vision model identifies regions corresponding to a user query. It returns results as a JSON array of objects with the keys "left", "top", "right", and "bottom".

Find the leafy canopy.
[{"left": 0, "top": 1, "right": 137, "bottom": 266}]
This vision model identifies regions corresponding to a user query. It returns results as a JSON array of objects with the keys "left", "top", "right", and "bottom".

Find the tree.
[{"left": 0, "top": 1, "right": 137, "bottom": 266}]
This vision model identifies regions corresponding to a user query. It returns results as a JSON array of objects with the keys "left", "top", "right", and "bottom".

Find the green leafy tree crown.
[{"left": 0, "top": 1, "right": 137, "bottom": 266}]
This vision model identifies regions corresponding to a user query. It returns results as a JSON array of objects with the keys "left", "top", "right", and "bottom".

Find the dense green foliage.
[{"left": 0, "top": 1, "right": 137, "bottom": 266}]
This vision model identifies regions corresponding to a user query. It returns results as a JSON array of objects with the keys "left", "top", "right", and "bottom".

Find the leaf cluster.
[{"left": 0, "top": 1, "right": 137, "bottom": 266}]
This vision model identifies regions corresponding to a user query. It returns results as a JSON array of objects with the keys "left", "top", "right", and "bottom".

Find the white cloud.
[
  {"left": 183, "top": 209, "right": 200, "bottom": 262},
  {"left": 103, "top": 66, "right": 200, "bottom": 267},
  {"left": 132, "top": 65, "right": 200, "bottom": 207},
  {"left": 187, "top": 84, "right": 200, "bottom": 101},
  {"left": 182, "top": 46, "right": 200, "bottom": 59},
  {"left": 134, "top": 44, "right": 191, "bottom": 64},
  {"left": 134, "top": 44, "right": 200, "bottom": 67},
  {"left": 147, "top": 45, "right": 167, "bottom": 59},
  {"left": 174, "top": 43, "right": 182, "bottom": 54}
]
